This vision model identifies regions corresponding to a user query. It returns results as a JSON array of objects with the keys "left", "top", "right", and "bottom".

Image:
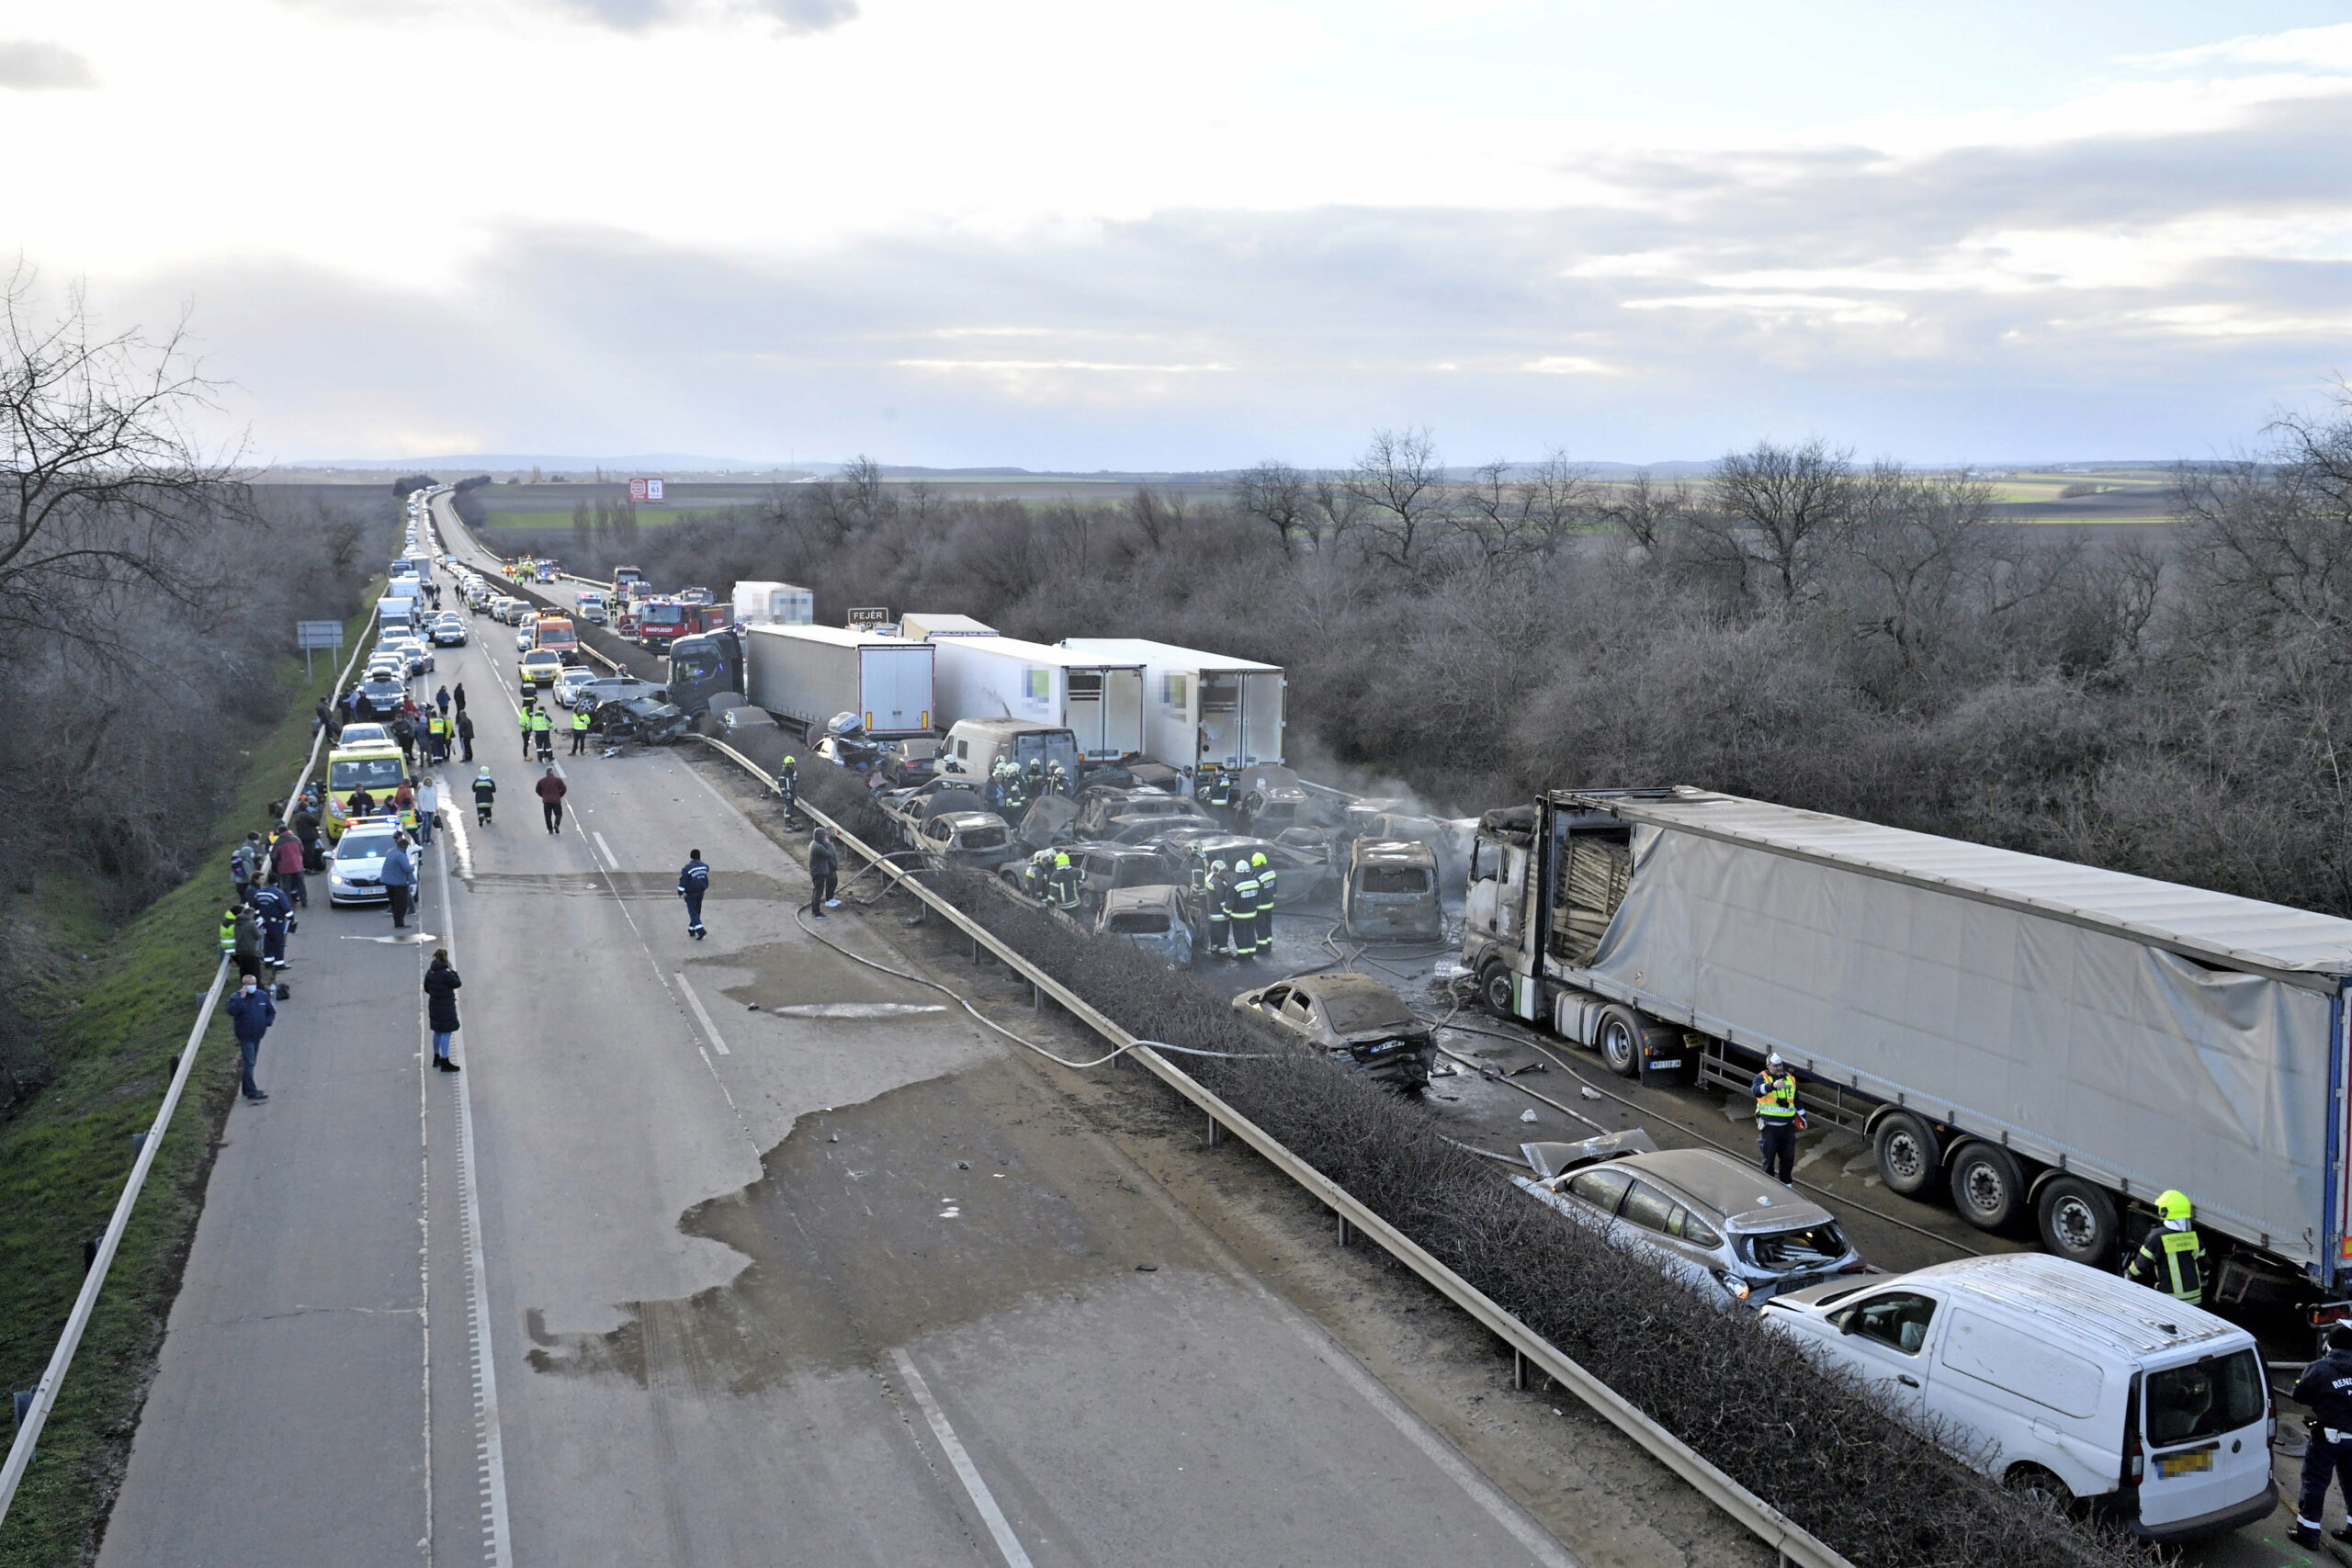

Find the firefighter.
[
  {"left": 1202, "top": 769, "right": 1232, "bottom": 812},
  {"left": 1188, "top": 847, "right": 1211, "bottom": 897},
  {"left": 1250, "top": 849, "right": 1277, "bottom": 953},
  {"left": 1204, "top": 860, "right": 1232, "bottom": 956},
  {"left": 1002, "top": 761, "right": 1031, "bottom": 818},
  {"left": 1046, "top": 850, "right": 1081, "bottom": 912},
  {"left": 1227, "top": 856, "right": 1261, "bottom": 958},
  {"left": 1023, "top": 849, "right": 1055, "bottom": 900},
  {"left": 776, "top": 755, "right": 800, "bottom": 827},
  {"left": 2126, "top": 1190, "right": 2208, "bottom": 1304},
  {"left": 1046, "top": 761, "right": 1071, "bottom": 797},
  {"left": 984, "top": 759, "right": 1011, "bottom": 815}
]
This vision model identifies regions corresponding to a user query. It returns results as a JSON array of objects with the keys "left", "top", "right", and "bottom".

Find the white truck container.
[
  {"left": 732, "top": 580, "right": 815, "bottom": 626},
  {"left": 1058, "top": 638, "right": 1285, "bottom": 773},
  {"left": 931, "top": 637, "right": 1145, "bottom": 761},
  {"left": 741, "top": 624, "right": 933, "bottom": 739},
  {"left": 899, "top": 613, "right": 999, "bottom": 641}
]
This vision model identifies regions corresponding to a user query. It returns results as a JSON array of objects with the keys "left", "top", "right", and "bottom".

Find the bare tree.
[
  {"left": 1345, "top": 426, "right": 1445, "bottom": 569},
  {"left": 1235, "top": 459, "right": 1309, "bottom": 553},
  {"left": 1704, "top": 438, "right": 1858, "bottom": 603},
  {"left": 1307, "top": 474, "right": 1363, "bottom": 553},
  {"left": 1125, "top": 486, "right": 1184, "bottom": 553},
  {"left": 1838, "top": 464, "right": 1996, "bottom": 674},
  {"left": 1600, "top": 469, "right": 1697, "bottom": 552},
  {"left": 1455, "top": 448, "right": 1594, "bottom": 564}
]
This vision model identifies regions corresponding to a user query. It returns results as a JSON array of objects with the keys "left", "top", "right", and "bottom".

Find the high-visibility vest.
[
  {"left": 1255, "top": 863, "right": 1277, "bottom": 911},
  {"left": 573, "top": 709, "right": 591, "bottom": 730},
  {"left": 1755, "top": 1073, "right": 1799, "bottom": 1122},
  {"left": 2136, "top": 1228, "right": 2207, "bottom": 1303},
  {"left": 429, "top": 715, "right": 447, "bottom": 737},
  {"left": 530, "top": 711, "right": 552, "bottom": 733},
  {"left": 218, "top": 914, "right": 236, "bottom": 952},
  {"left": 518, "top": 708, "right": 533, "bottom": 733},
  {"left": 1228, "top": 871, "right": 1261, "bottom": 914}
]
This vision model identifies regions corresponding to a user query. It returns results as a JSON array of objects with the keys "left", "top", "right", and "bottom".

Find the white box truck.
[
  {"left": 931, "top": 637, "right": 1145, "bottom": 761},
  {"left": 900, "top": 613, "right": 998, "bottom": 641},
  {"left": 1058, "top": 638, "right": 1285, "bottom": 773},
  {"left": 667, "top": 624, "right": 933, "bottom": 739},
  {"left": 732, "top": 581, "right": 814, "bottom": 626},
  {"left": 1464, "top": 785, "right": 2352, "bottom": 1308}
]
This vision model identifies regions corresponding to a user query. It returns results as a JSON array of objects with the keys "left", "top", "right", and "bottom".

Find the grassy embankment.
[{"left": 0, "top": 600, "right": 372, "bottom": 1568}]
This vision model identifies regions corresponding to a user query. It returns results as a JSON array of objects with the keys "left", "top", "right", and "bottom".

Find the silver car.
[{"left": 1516, "top": 1130, "right": 1867, "bottom": 1306}]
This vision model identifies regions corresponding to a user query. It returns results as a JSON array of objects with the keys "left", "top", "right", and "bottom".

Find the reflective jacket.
[
  {"left": 530, "top": 710, "right": 553, "bottom": 733},
  {"left": 1227, "top": 870, "right": 1261, "bottom": 917},
  {"left": 1753, "top": 1071, "right": 1799, "bottom": 1122},
  {"left": 2128, "top": 1224, "right": 2207, "bottom": 1303},
  {"left": 1254, "top": 863, "right": 1277, "bottom": 910}
]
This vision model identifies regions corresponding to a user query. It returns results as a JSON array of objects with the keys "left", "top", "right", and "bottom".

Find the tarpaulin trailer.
[
  {"left": 1462, "top": 786, "right": 2352, "bottom": 1303},
  {"left": 1057, "top": 637, "right": 1284, "bottom": 775},
  {"left": 930, "top": 636, "right": 1145, "bottom": 761},
  {"left": 664, "top": 624, "right": 934, "bottom": 738}
]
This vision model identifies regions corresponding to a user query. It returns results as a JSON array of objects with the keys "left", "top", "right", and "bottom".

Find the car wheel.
[
  {"left": 2002, "top": 1463, "right": 2071, "bottom": 1514},
  {"left": 1595, "top": 1006, "right": 1644, "bottom": 1078},
  {"left": 1871, "top": 1111, "right": 1944, "bottom": 1199},
  {"left": 1477, "top": 962, "right": 1516, "bottom": 1019},
  {"left": 1949, "top": 1140, "right": 2028, "bottom": 1232},
  {"left": 2034, "top": 1175, "right": 2119, "bottom": 1268}
]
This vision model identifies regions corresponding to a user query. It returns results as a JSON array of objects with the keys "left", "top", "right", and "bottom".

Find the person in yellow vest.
[
  {"left": 2126, "top": 1190, "right": 2208, "bottom": 1303},
  {"left": 571, "top": 704, "right": 592, "bottom": 755},
  {"left": 1752, "top": 1054, "right": 1800, "bottom": 1185},
  {"left": 518, "top": 702, "right": 535, "bottom": 759},
  {"left": 529, "top": 705, "right": 554, "bottom": 761}
]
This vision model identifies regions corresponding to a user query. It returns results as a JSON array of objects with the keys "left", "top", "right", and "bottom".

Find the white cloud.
[
  {"left": 0, "top": 39, "right": 96, "bottom": 89},
  {"left": 2129, "top": 22, "right": 2352, "bottom": 73},
  {"left": 1520, "top": 356, "right": 1617, "bottom": 376}
]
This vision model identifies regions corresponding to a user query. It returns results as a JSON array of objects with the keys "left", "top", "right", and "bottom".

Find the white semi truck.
[
  {"left": 1057, "top": 638, "right": 1284, "bottom": 782},
  {"left": 665, "top": 623, "right": 934, "bottom": 739},
  {"left": 1464, "top": 786, "right": 2352, "bottom": 1306},
  {"left": 929, "top": 637, "right": 1146, "bottom": 762}
]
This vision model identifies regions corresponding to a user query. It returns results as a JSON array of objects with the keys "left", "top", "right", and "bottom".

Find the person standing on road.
[
  {"left": 435, "top": 684, "right": 451, "bottom": 717},
  {"left": 250, "top": 880, "right": 294, "bottom": 970},
  {"left": 1250, "top": 850, "right": 1277, "bottom": 954},
  {"left": 380, "top": 834, "right": 416, "bottom": 929},
  {"left": 1753, "top": 1054, "right": 1801, "bottom": 1185},
  {"left": 424, "top": 949, "right": 463, "bottom": 1072},
  {"left": 2292, "top": 1325, "right": 2352, "bottom": 1549},
  {"left": 571, "top": 705, "right": 591, "bottom": 755},
  {"left": 456, "top": 708, "right": 475, "bottom": 762},
  {"left": 231, "top": 897, "right": 266, "bottom": 985},
  {"left": 807, "top": 829, "right": 838, "bottom": 917},
  {"left": 454, "top": 682, "right": 467, "bottom": 715},
  {"left": 678, "top": 850, "right": 709, "bottom": 939},
  {"left": 536, "top": 765, "right": 568, "bottom": 834},
  {"left": 2126, "top": 1190, "right": 2209, "bottom": 1304},
  {"left": 518, "top": 702, "right": 535, "bottom": 760},
  {"left": 414, "top": 775, "right": 440, "bottom": 847},
  {"left": 292, "top": 800, "right": 324, "bottom": 879},
  {"left": 530, "top": 705, "right": 554, "bottom": 761},
  {"left": 223, "top": 973, "right": 276, "bottom": 1103},
  {"left": 271, "top": 825, "right": 306, "bottom": 902}
]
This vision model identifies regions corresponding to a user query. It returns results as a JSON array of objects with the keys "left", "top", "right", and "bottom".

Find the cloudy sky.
[{"left": 2, "top": 0, "right": 2346, "bottom": 468}]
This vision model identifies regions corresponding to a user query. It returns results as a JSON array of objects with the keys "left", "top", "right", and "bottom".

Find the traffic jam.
[{"left": 416, "top": 520, "right": 2352, "bottom": 1556}]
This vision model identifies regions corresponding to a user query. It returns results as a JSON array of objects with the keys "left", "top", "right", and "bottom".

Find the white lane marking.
[
  {"left": 593, "top": 830, "right": 616, "bottom": 867},
  {"left": 888, "top": 1349, "right": 1036, "bottom": 1568},
  {"left": 674, "top": 971, "right": 732, "bottom": 1056},
  {"left": 431, "top": 834, "right": 515, "bottom": 1568}
]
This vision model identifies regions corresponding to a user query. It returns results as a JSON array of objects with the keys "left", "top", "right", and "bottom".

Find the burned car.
[
  {"left": 1093, "top": 885, "right": 1193, "bottom": 967},
  {"left": 588, "top": 694, "right": 689, "bottom": 747},
  {"left": 1340, "top": 838, "right": 1444, "bottom": 942},
  {"left": 1072, "top": 785, "right": 1195, "bottom": 840},
  {"left": 1231, "top": 765, "right": 1341, "bottom": 840},
  {"left": 1155, "top": 829, "right": 1334, "bottom": 909},
  {"left": 1515, "top": 1130, "right": 1867, "bottom": 1307},
  {"left": 912, "top": 810, "right": 1015, "bottom": 870},
  {"left": 1231, "top": 973, "right": 1437, "bottom": 1090},
  {"left": 1097, "top": 808, "right": 1220, "bottom": 846}
]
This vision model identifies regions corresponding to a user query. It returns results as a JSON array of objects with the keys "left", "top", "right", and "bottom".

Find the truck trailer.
[
  {"left": 929, "top": 637, "right": 1145, "bottom": 761},
  {"left": 1057, "top": 638, "right": 1284, "bottom": 779},
  {"left": 899, "top": 613, "right": 998, "bottom": 641},
  {"left": 732, "top": 580, "right": 813, "bottom": 626},
  {"left": 1463, "top": 786, "right": 2352, "bottom": 1304},
  {"left": 666, "top": 623, "right": 934, "bottom": 739}
]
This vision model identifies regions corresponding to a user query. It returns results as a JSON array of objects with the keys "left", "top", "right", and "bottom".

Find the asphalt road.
[{"left": 99, "top": 505, "right": 1589, "bottom": 1568}]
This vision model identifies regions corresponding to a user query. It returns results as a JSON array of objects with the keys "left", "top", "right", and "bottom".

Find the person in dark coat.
[
  {"left": 456, "top": 708, "right": 475, "bottom": 762},
  {"left": 380, "top": 835, "right": 416, "bottom": 929},
  {"left": 807, "top": 829, "right": 839, "bottom": 918},
  {"left": 423, "top": 949, "right": 462, "bottom": 1072},
  {"left": 222, "top": 973, "right": 276, "bottom": 1102}
]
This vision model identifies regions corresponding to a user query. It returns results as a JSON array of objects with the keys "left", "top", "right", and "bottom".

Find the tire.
[
  {"left": 1871, "top": 1111, "right": 1945, "bottom": 1200},
  {"left": 2034, "top": 1176, "right": 2120, "bottom": 1268},
  {"left": 2003, "top": 1462, "right": 2072, "bottom": 1514},
  {"left": 1477, "top": 963, "right": 1517, "bottom": 1020},
  {"left": 1596, "top": 1007, "right": 1644, "bottom": 1078},
  {"left": 1949, "top": 1140, "right": 2028, "bottom": 1232}
]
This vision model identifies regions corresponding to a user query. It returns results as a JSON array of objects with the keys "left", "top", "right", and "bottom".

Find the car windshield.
[
  {"left": 2146, "top": 1349, "right": 2267, "bottom": 1446},
  {"left": 331, "top": 756, "right": 408, "bottom": 791},
  {"left": 1736, "top": 1221, "right": 1850, "bottom": 1273},
  {"left": 959, "top": 826, "right": 1008, "bottom": 850},
  {"left": 1361, "top": 866, "right": 1430, "bottom": 894},
  {"left": 1318, "top": 987, "right": 1415, "bottom": 1033},
  {"left": 1107, "top": 911, "right": 1171, "bottom": 933},
  {"left": 337, "top": 832, "right": 395, "bottom": 860}
]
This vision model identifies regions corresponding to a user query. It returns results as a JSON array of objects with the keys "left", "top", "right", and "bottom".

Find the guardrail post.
[
  {"left": 1336, "top": 1213, "right": 1354, "bottom": 1247},
  {"left": 1513, "top": 1348, "right": 1529, "bottom": 1392},
  {"left": 1205, "top": 1113, "right": 1224, "bottom": 1148}
]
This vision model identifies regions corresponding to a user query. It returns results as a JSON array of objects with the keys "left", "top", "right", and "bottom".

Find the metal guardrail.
[
  {"left": 0, "top": 602, "right": 382, "bottom": 1524},
  {"left": 694, "top": 736, "right": 1855, "bottom": 1568}
]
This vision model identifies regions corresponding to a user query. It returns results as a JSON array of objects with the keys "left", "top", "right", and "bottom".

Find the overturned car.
[{"left": 1230, "top": 973, "right": 1437, "bottom": 1090}]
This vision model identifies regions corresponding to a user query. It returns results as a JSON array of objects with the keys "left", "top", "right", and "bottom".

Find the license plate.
[
  {"left": 1649, "top": 1058, "right": 1683, "bottom": 1070},
  {"left": 2155, "top": 1450, "right": 2212, "bottom": 1478}
]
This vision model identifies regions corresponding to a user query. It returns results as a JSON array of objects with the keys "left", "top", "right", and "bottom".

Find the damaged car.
[
  {"left": 1340, "top": 838, "right": 1444, "bottom": 942},
  {"left": 1094, "top": 885, "right": 1193, "bottom": 967},
  {"left": 1515, "top": 1130, "right": 1868, "bottom": 1307},
  {"left": 1231, "top": 973, "right": 1437, "bottom": 1090}
]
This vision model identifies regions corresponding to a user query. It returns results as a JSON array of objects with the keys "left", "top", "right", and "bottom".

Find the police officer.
[
  {"left": 678, "top": 849, "right": 710, "bottom": 940},
  {"left": 530, "top": 704, "right": 554, "bottom": 761},
  {"left": 1250, "top": 849, "right": 1277, "bottom": 953},
  {"left": 249, "top": 880, "right": 294, "bottom": 970},
  {"left": 2293, "top": 1325, "right": 2352, "bottom": 1549},
  {"left": 2126, "top": 1190, "right": 2208, "bottom": 1304},
  {"left": 1227, "top": 857, "right": 1261, "bottom": 958},
  {"left": 1204, "top": 860, "right": 1232, "bottom": 956},
  {"left": 1046, "top": 850, "right": 1081, "bottom": 912},
  {"left": 1752, "top": 1054, "right": 1800, "bottom": 1184},
  {"left": 571, "top": 704, "right": 592, "bottom": 755}
]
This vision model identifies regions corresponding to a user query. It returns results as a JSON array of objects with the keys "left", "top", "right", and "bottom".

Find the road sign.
[
  {"left": 628, "top": 478, "right": 665, "bottom": 503},
  {"left": 845, "top": 606, "right": 891, "bottom": 632},
  {"left": 296, "top": 620, "right": 345, "bottom": 649}
]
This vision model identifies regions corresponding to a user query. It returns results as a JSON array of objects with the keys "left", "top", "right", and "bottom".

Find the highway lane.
[{"left": 101, "top": 515, "right": 1589, "bottom": 1567}]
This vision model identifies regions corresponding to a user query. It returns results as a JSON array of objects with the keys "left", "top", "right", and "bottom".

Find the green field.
[{"left": 477, "top": 504, "right": 727, "bottom": 530}]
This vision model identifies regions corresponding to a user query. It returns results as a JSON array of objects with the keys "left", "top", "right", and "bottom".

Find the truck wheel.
[
  {"left": 1949, "top": 1141, "right": 2027, "bottom": 1232},
  {"left": 1871, "top": 1112, "right": 1944, "bottom": 1200},
  {"left": 1477, "top": 963, "right": 1517, "bottom": 1020},
  {"left": 2034, "top": 1176, "right": 2119, "bottom": 1268},
  {"left": 1596, "top": 1008, "right": 1644, "bottom": 1078}
]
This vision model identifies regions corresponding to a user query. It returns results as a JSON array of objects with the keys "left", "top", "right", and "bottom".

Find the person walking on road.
[
  {"left": 435, "top": 685, "right": 451, "bottom": 718},
  {"left": 380, "top": 833, "right": 416, "bottom": 929},
  {"left": 679, "top": 850, "right": 710, "bottom": 939},
  {"left": 424, "top": 949, "right": 463, "bottom": 1072},
  {"left": 223, "top": 973, "right": 276, "bottom": 1103},
  {"left": 1753, "top": 1054, "right": 1802, "bottom": 1185},
  {"left": 518, "top": 703, "right": 535, "bottom": 760},
  {"left": 536, "top": 766, "right": 568, "bottom": 834},
  {"left": 807, "top": 829, "right": 839, "bottom": 918},
  {"left": 456, "top": 708, "right": 475, "bottom": 762},
  {"left": 414, "top": 775, "right": 440, "bottom": 847}
]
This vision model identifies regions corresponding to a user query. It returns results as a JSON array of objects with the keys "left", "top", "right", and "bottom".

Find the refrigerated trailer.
[
  {"left": 665, "top": 623, "right": 933, "bottom": 738},
  {"left": 1463, "top": 786, "right": 2352, "bottom": 1304},
  {"left": 929, "top": 637, "right": 1145, "bottom": 761},
  {"left": 1057, "top": 638, "right": 1283, "bottom": 775}
]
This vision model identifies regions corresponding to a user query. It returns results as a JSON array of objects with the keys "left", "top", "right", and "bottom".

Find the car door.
[
  {"left": 1826, "top": 1291, "right": 1939, "bottom": 1421},
  {"left": 1249, "top": 985, "right": 1289, "bottom": 1030},
  {"left": 1612, "top": 1179, "right": 1712, "bottom": 1287}
]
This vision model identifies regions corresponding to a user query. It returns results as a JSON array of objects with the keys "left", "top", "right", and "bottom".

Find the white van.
[{"left": 1763, "top": 1253, "right": 2274, "bottom": 1541}]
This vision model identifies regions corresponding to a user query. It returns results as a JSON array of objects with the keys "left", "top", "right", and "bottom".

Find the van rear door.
[{"left": 2135, "top": 1345, "right": 2271, "bottom": 1532}]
